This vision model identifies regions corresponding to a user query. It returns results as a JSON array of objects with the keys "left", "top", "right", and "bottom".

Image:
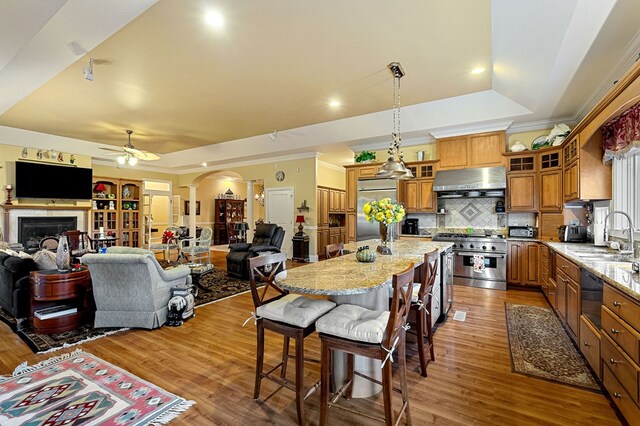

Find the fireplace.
[{"left": 18, "top": 217, "right": 77, "bottom": 251}]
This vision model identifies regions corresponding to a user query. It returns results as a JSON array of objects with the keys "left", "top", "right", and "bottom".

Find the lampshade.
[
  {"left": 94, "top": 183, "right": 106, "bottom": 192},
  {"left": 234, "top": 222, "right": 249, "bottom": 231},
  {"left": 295, "top": 215, "right": 305, "bottom": 223}
]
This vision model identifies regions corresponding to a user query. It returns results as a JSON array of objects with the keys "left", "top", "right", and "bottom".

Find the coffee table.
[{"left": 186, "top": 263, "right": 214, "bottom": 297}]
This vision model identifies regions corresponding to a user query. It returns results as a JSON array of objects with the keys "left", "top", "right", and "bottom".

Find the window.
[{"left": 611, "top": 152, "right": 640, "bottom": 233}]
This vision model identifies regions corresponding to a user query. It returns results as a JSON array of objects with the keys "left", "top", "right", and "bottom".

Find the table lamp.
[
  {"left": 295, "top": 215, "right": 305, "bottom": 235},
  {"left": 93, "top": 182, "right": 107, "bottom": 198}
]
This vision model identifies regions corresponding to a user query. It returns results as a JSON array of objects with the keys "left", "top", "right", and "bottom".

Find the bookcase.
[{"left": 91, "top": 176, "right": 142, "bottom": 248}]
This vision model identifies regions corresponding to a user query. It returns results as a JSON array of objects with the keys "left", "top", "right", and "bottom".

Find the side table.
[{"left": 29, "top": 268, "right": 94, "bottom": 334}]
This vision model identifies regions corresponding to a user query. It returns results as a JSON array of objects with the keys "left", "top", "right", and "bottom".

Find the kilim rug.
[
  {"left": 505, "top": 303, "right": 600, "bottom": 392},
  {"left": 0, "top": 349, "right": 194, "bottom": 425},
  {"left": 0, "top": 268, "right": 254, "bottom": 354}
]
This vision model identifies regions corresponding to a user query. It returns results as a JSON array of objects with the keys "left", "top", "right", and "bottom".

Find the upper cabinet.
[{"left": 437, "top": 131, "right": 505, "bottom": 170}]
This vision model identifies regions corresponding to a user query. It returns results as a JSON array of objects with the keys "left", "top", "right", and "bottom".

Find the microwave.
[
  {"left": 559, "top": 225, "right": 588, "bottom": 242},
  {"left": 508, "top": 226, "right": 535, "bottom": 238}
]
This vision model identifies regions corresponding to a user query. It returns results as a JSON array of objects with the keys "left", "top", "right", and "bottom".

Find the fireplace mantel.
[{"left": 1, "top": 205, "right": 90, "bottom": 243}]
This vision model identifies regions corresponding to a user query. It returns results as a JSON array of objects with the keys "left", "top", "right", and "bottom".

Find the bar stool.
[
  {"left": 410, "top": 250, "right": 438, "bottom": 377},
  {"left": 317, "top": 263, "right": 415, "bottom": 426},
  {"left": 246, "top": 253, "right": 336, "bottom": 425},
  {"left": 324, "top": 242, "right": 345, "bottom": 259}
]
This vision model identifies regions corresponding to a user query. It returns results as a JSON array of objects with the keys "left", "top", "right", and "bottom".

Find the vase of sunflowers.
[{"left": 363, "top": 198, "right": 405, "bottom": 255}]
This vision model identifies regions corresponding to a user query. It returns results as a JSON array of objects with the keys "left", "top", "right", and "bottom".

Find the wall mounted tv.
[{"left": 15, "top": 161, "right": 93, "bottom": 200}]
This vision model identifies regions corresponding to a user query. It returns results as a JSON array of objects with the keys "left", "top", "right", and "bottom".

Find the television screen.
[{"left": 15, "top": 161, "right": 93, "bottom": 200}]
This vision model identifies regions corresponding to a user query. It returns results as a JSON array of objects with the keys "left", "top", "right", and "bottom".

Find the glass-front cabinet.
[{"left": 91, "top": 176, "right": 143, "bottom": 248}]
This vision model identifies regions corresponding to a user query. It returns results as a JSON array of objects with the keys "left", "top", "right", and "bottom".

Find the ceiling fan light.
[
  {"left": 117, "top": 155, "right": 126, "bottom": 165},
  {"left": 128, "top": 156, "right": 138, "bottom": 166}
]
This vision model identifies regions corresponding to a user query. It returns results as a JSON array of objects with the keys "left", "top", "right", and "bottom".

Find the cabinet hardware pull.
[
  {"left": 613, "top": 301, "right": 621, "bottom": 307},
  {"left": 583, "top": 342, "right": 590, "bottom": 347},
  {"left": 561, "top": 265, "right": 568, "bottom": 269},
  {"left": 613, "top": 392, "right": 622, "bottom": 398},
  {"left": 548, "top": 292, "right": 555, "bottom": 295},
  {"left": 611, "top": 328, "right": 620, "bottom": 335},
  {"left": 610, "top": 358, "right": 618, "bottom": 365}
]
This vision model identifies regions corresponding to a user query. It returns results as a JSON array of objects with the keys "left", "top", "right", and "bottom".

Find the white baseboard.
[{"left": 309, "top": 255, "right": 319, "bottom": 262}]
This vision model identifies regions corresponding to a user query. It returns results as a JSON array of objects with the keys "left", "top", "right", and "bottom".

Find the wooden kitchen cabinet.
[
  {"left": 539, "top": 148, "right": 562, "bottom": 170},
  {"left": 566, "top": 279, "right": 580, "bottom": 338},
  {"left": 468, "top": 132, "right": 506, "bottom": 167},
  {"left": 555, "top": 254, "right": 581, "bottom": 342},
  {"left": 346, "top": 213, "right": 356, "bottom": 242},
  {"left": 346, "top": 168, "right": 357, "bottom": 212},
  {"left": 507, "top": 173, "right": 537, "bottom": 211},
  {"left": 339, "top": 191, "right": 346, "bottom": 213},
  {"left": 437, "top": 136, "right": 468, "bottom": 170},
  {"left": 400, "top": 178, "right": 434, "bottom": 213},
  {"left": 563, "top": 161, "right": 579, "bottom": 201},
  {"left": 508, "top": 241, "right": 539, "bottom": 286},
  {"left": 539, "top": 170, "right": 563, "bottom": 212},
  {"left": 317, "top": 227, "right": 329, "bottom": 259},
  {"left": 317, "top": 187, "right": 329, "bottom": 226},
  {"left": 437, "top": 131, "right": 505, "bottom": 170},
  {"left": 506, "top": 153, "right": 536, "bottom": 173},
  {"left": 507, "top": 242, "right": 523, "bottom": 285}
]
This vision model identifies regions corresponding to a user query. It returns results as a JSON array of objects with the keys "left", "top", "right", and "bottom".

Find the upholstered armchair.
[
  {"left": 81, "top": 246, "right": 192, "bottom": 329},
  {"left": 179, "top": 226, "right": 213, "bottom": 265},
  {"left": 226, "top": 223, "right": 285, "bottom": 279}
]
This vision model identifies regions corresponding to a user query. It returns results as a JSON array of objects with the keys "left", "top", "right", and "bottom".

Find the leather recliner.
[
  {"left": 226, "top": 223, "right": 285, "bottom": 279},
  {"left": 0, "top": 253, "right": 38, "bottom": 319}
]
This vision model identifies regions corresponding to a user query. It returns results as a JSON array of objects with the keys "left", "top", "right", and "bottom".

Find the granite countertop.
[
  {"left": 545, "top": 242, "right": 640, "bottom": 301},
  {"left": 398, "top": 234, "right": 433, "bottom": 238},
  {"left": 276, "top": 239, "right": 453, "bottom": 296}
]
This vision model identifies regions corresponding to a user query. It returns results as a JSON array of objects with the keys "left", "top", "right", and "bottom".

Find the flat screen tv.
[{"left": 15, "top": 161, "right": 93, "bottom": 200}]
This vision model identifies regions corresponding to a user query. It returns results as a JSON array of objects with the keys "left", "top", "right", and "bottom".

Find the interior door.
[{"left": 265, "top": 187, "right": 294, "bottom": 258}]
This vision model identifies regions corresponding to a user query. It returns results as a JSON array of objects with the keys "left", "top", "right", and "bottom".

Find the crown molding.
[
  {"left": 573, "top": 29, "right": 640, "bottom": 122},
  {"left": 350, "top": 135, "right": 435, "bottom": 153},
  {"left": 174, "top": 152, "right": 321, "bottom": 175},
  {"left": 506, "top": 116, "right": 577, "bottom": 134},
  {"left": 317, "top": 160, "right": 346, "bottom": 172},
  {"left": 429, "top": 120, "right": 513, "bottom": 139}
]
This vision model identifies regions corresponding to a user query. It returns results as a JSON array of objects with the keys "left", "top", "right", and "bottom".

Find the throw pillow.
[
  {"left": 0, "top": 241, "right": 9, "bottom": 250},
  {"left": 18, "top": 251, "right": 33, "bottom": 259},
  {"left": 33, "top": 250, "right": 57, "bottom": 270}
]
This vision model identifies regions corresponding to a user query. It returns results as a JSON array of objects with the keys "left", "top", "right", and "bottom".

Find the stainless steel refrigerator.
[{"left": 356, "top": 178, "right": 399, "bottom": 242}]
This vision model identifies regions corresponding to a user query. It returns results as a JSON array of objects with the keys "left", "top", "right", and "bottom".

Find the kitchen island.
[{"left": 276, "top": 238, "right": 453, "bottom": 397}]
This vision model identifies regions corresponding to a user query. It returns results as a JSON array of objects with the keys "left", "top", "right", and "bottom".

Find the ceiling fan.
[{"left": 100, "top": 130, "right": 161, "bottom": 165}]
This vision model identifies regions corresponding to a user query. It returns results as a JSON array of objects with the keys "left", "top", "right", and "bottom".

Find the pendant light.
[{"left": 376, "top": 62, "right": 413, "bottom": 180}]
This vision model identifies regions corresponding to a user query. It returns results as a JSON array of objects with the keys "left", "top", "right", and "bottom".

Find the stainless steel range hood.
[{"left": 433, "top": 166, "right": 506, "bottom": 192}]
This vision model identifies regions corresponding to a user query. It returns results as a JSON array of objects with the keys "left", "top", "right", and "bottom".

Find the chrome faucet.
[{"left": 604, "top": 210, "right": 635, "bottom": 257}]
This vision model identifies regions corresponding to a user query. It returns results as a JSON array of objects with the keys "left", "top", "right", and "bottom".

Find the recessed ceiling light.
[
  {"left": 202, "top": 162, "right": 207, "bottom": 167},
  {"left": 329, "top": 100, "right": 341, "bottom": 108},
  {"left": 471, "top": 67, "right": 485, "bottom": 75},
  {"left": 205, "top": 10, "right": 224, "bottom": 29}
]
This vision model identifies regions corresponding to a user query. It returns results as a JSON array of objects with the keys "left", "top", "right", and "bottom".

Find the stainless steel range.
[{"left": 432, "top": 233, "right": 507, "bottom": 290}]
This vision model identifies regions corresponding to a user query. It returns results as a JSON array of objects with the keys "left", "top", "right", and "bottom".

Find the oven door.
[{"left": 454, "top": 251, "right": 507, "bottom": 282}]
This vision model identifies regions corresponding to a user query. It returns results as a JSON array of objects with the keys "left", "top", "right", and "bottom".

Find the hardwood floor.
[{"left": 0, "top": 252, "right": 621, "bottom": 425}]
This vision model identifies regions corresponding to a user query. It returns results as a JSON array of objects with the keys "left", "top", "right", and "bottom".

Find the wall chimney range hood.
[{"left": 433, "top": 166, "right": 506, "bottom": 193}]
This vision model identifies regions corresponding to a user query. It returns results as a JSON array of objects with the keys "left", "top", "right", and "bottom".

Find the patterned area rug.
[
  {"left": 0, "top": 349, "right": 194, "bottom": 425},
  {"left": 505, "top": 303, "right": 600, "bottom": 392},
  {"left": 0, "top": 268, "right": 253, "bottom": 354}
]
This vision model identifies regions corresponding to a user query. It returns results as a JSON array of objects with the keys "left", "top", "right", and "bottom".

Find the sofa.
[
  {"left": 0, "top": 252, "right": 38, "bottom": 318},
  {"left": 81, "top": 246, "right": 192, "bottom": 329},
  {"left": 226, "top": 223, "right": 285, "bottom": 279}
]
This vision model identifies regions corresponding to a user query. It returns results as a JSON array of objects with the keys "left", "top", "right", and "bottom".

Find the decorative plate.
[{"left": 275, "top": 170, "right": 285, "bottom": 182}]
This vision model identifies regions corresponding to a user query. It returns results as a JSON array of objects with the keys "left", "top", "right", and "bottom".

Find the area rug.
[
  {"left": 0, "top": 269, "right": 254, "bottom": 354},
  {"left": 504, "top": 303, "right": 600, "bottom": 392},
  {"left": 0, "top": 349, "right": 194, "bottom": 425}
]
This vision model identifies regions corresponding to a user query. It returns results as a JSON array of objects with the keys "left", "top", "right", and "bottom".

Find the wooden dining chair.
[
  {"left": 247, "top": 253, "right": 336, "bottom": 425},
  {"left": 324, "top": 242, "right": 344, "bottom": 259},
  {"left": 410, "top": 250, "right": 438, "bottom": 377},
  {"left": 317, "top": 263, "right": 415, "bottom": 426}
]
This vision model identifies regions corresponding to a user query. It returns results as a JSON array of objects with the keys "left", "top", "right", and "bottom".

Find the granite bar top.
[
  {"left": 276, "top": 239, "right": 453, "bottom": 296},
  {"left": 545, "top": 242, "right": 640, "bottom": 301}
]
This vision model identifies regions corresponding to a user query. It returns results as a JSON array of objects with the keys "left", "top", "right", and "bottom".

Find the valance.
[{"left": 602, "top": 101, "right": 640, "bottom": 162}]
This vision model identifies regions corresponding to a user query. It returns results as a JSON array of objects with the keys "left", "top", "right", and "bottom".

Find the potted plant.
[{"left": 354, "top": 150, "right": 376, "bottom": 163}]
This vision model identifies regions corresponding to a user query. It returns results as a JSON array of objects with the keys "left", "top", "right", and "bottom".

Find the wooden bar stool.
[
  {"left": 324, "top": 242, "right": 344, "bottom": 259},
  {"left": 317, "top": 263, "right": 415, "bottom": 426},
  {"left": 247, "top": 253, "right": 336, "bottom": 425},
  {"left": 410, "top": 250, "right": 438, "bottom": 377}
]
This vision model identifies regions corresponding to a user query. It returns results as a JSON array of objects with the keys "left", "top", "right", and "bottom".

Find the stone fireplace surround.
[{"left": 1, "top": 205, "right": 89, "bottom": 246}]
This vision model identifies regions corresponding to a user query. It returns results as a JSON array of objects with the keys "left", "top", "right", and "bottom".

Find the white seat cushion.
[
  {"left": 387, "top": 282, "right": 420, "bottom": 303},
  {"left": 316, "top": 304, "right": 390, "bottom": 344},
  {"left": 257, "top": 294, "right": 336, "bottom": 328}
]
